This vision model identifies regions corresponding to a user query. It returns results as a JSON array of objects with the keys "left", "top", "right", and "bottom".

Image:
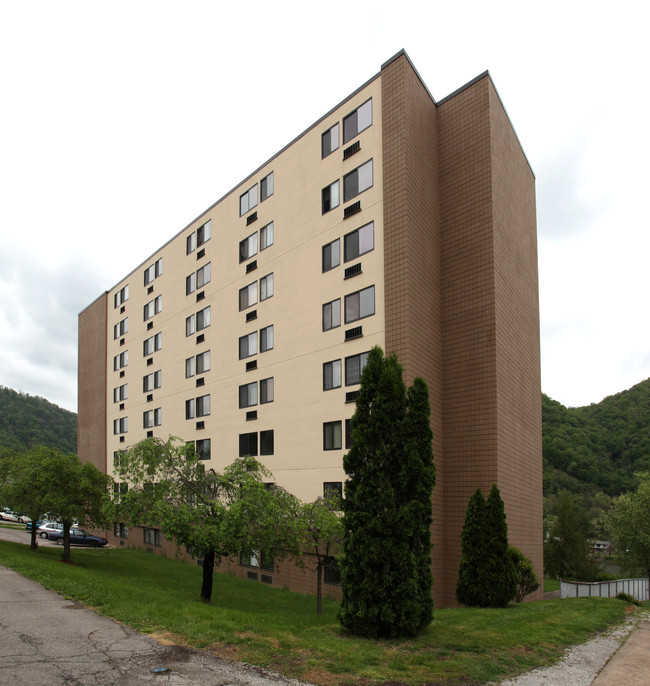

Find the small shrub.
[
  {"left": 510, "top": 546, "right": 540, "bottom": 603},
  {"left": 615, "top": 591, "right": 640, "bottom": 606}
]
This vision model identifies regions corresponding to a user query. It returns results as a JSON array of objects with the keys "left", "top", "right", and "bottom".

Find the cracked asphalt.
[{"left": 0, "top": 565, "right": 310, "bottom": 686}]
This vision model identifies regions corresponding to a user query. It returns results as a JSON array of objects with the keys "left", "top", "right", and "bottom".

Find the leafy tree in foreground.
[
  {"left": 456, "top": 488, "right": 487, "bottom": 606},
  {"left": 0, "top": 447, "right": 58, "bottom": 549},
  {"left": 604, "top": 472, "right": 650, "bottom": 579},
  {"left": 338, "top": 347, "right": 435, "bottom": 638},
  {"left": 114, "top": 437, "right": 302, "bottom": 603},
  {"left": 509, "top": 546, "right": 540, "bottom": 603},
  {"left": 544, "top": 490, "right": 595, "bottom": 580},
  {"left": 300, "top": 493, "right": 344, "bottom": 615},
  {"left": 41, "top": 449, "right": 111, "bottom": 562}
]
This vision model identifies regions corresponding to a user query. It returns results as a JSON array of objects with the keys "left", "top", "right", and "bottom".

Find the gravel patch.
[{"left": 493, "top": 611, "right": 650, "bottom": 686}]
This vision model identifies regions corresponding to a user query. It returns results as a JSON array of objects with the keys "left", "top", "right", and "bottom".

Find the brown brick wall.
[
  {"left": 78, "top": 294, "right": 107, "bottom": 471},
  {"left": 381, "top": 53, "right": 446, "bottom": 607}
]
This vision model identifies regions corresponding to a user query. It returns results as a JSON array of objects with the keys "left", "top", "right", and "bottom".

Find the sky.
[{"left": 1, "top": 1, "right": 648, "bottom": 414}]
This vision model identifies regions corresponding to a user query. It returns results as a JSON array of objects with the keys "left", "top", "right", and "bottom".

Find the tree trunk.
[
  {"left": 30, "top": 523, "right": 38, "bottom": 549},
  {"left": 63, "top": 522, "right": 71, "bottom": 563},
  {"left": 316, "top": 561, "right": 323, "bottom": 615},
  {"left": 200, "top": 548, "right": 215, "bottom": 603}
]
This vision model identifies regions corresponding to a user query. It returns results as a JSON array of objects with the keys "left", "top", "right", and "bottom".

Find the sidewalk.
[{"left": 591, "top": 619, "right": 650, "bottom": 686}]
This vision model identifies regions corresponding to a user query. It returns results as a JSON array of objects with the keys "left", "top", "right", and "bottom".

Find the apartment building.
[{"left": 78, "top": 50, "right": 542, "bottom": 607}]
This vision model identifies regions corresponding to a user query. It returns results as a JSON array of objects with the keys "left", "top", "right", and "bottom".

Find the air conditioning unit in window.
[{"left": 343, "top": 201, "right": 361, "bottom": 219}]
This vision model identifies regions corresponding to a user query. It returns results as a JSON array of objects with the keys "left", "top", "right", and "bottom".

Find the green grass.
[
  {"left": 0, "top": 540, "right": 636, "bottom": 685},
  {"left": 544, "top": 577, "right": 560, "bottom": 592}
]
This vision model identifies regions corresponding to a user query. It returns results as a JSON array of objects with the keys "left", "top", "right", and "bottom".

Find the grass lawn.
[{"left": 0, "top": 540, "right": 637, "bottom": 685}]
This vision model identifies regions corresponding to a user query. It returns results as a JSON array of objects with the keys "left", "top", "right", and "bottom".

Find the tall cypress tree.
[
  {"left": 456, "top": 488, "right": 487, "bottom": 606},
  {"left": 338, "top": 347, "right": 435, "bottom": 638}
]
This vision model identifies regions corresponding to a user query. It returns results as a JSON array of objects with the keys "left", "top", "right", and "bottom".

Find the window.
[
  {"left": 322, "top": 122, "right": 339, "bottom": 158},
  {"left": 260, "top": 222, "right": 274, "bottom": 250},
  {"left": 113, "top": 417, "right": 128, "bottom": 435},
  {"left": 185, "top": 399, "right": 195, "bottom": 420},
  {"left": 323, "top": 359, "right": 342, "bottom": 390},
  {"left": 186, "top": 220, "right": 211, "bottom": 255},
  {"left": 260, "top": 172, "right": 274, "bottom": 201},
  {"left": 196, "top": 306, "right": 211, "bottom": 332},
  {"left": 240, "top": 232, "right": 258, "bottom": 263},
  {"left": 143, "top": 528, "right": 162, "bottom": 547},
  {"left": 239, "top": 432, "right": 258, "bottom": 457},
  {"left": 143, "top": 408, "right": 162, "bottom": 428},
  {"left": 322, "top": 298, "right": 341, "bottom": 331},
  {"left": 113, "top": 351, "right": 128, "bottom": 371},
  {"left": 260, "top": 273, "right": 273, "bottom": 301},
  {"left": 240, "top": 184, "right": 258, "bottom": 216},
  {"left": 345, "top": 351, "right": 369, "bottom": 385},
  {"left": 113, "top": 384, "right": 128, "bottom": 403},
  {"left": 239, "top": 382, "right": 258, "bottom": 408},
  {"left": 239, "top": 331, "right": 257, "bottom": 359},
  {"left": 239, "top": 281, "right": 257, "bottom": 311},
  {"left": 186, "top": 272, "right": 196, "bottom": 295},
  {"left": 186, "top": 314, "right": 195, "bottom": 336},
  {"left": 196, "top": 350, "right": 210, "bottom": 374},
  {"left": 113, "top": 317, "right": 128, "bottom": 339},
  {"left": 260, "top": 377, "right": 274, "bottom": 404},
  {"left": 322, "top": 239, "right": 340, "bottom": 272},
  {"left": 324, "top": 482, "right": 343, "bottom": 500},
  {"left": 197, "top": 262, "right": 211, "bottom": 289},
  {"left": 343, "top": 99, "right": 372, "bottom": 143},
  {"left": 344, "top": 221, "right": 374, "bottom": 262},
  {"left": 344, "top": 285, "right": 375, "bottom": 323},
  {"left": 143, "top": 295, "right": 162, "bottom": 321},
  {"left": 240, "top": 549, "right": 274, "bottom": 571},
  {"left": 343, "top": 159, "right": 373, "bottom": 203},
  {"left": 144, "top": 258, "right": 162, "bottom": 286},
  {"left": 185, "top": 356, "right": 195, "bottom": 378},
  {"left": 196, "top": 438, "right": 211, "bottom": 460},
  {"left": 114, "top": 522, "right": 129, "bottom": 538},
  {"left": 260, "top": 430, "right": 274, "bottom": 456},
  {"left": 143, "top": 371, "right": 162, "bottom": 392},
  {"left": 143, "top": 332, "right": 162, "bottom": 357},
  {"left": 323, "top": 421, "right": 342, "bottom": 450},
  {"left": 322, "top": 179, "right": 340, "bottom": 214},
  {"left": 197, "top": 394, "right": 210, "bottom": 417},
  {"left": 260, "top": 325, "right": 274, "bottom": 352},
  {"left": 114, "top": 285, "right": 129, "bottom": 308}
]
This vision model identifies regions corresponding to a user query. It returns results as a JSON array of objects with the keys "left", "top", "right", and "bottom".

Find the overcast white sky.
[{"left": 1, "top": 1, "right": 648, "bottom": 414}]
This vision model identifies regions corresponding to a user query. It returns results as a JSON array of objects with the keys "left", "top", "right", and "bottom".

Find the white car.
[
  {"left": 36, "top": 522, "right": 64, "bottom": 539},
  {"left": 0, "top": 509, "right": 30, "bottom": 524}
]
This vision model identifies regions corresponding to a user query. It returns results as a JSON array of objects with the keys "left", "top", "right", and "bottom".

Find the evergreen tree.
[
  {"left": 509, "top": 546, "right": 540, "bottom": 602},
  {"left": 482, "top": 484, "right": 517, "bottom": 606},
  {"left": 456, "top": 488, "right": 487, "bottom": 606},
  {"left": 338, "top": 347, "right": 435, "bottom": 638}
]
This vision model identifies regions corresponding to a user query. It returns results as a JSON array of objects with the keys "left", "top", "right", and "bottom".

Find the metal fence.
[{"left": 560, "top": 577, "right": 649, "bottom": 601}]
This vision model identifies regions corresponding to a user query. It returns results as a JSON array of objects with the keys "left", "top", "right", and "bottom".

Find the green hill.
[{"left": 0, "top": 386, "right": 77, "bottom": 454}]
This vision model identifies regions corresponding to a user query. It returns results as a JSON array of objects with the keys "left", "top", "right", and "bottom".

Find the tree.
[
  {"left": 114, "top": 437, "right": 302, "bottom": 603},
  {"left": 456, "top": 488, "right": 487, "bottom": 606},
  {"left": 544, "top": 490, "right": 595, "bottom": 580},
  {"left": 299, "top": 493, "right": 344, "bottom": 615},
  {"left": 0, "top": 447, "right": 56, "bottom": 549},
  {"left": 509, "top": 546, "right": 540, "bottom": 602},
  {"left": 338, "top": 347, "right": 435, "bottom": 638},
  {"left": 605, "top": 472, "right": 650, "bottom": 579},
  {"left": 456, "top": 485, "right": 517, "bottom": 607},
  {"left": 42, "top": 450, "right": 111, "bottom": 563}
]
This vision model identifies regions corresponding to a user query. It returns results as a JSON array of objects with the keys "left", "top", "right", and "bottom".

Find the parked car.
[
  {"left": 36, "top": 522, "right": 64, "bottom": 539},
  {"left": 25, "top": 519, "right": 47, "bottom": 531},
  {"left": 0, "top": 509, "right": 30, "bottom": 524},
  {"left": 48, "top": 528, "right": 108, "bottom": 547}
]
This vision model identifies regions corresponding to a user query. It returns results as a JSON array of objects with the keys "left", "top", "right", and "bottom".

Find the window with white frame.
[
  {"left": 322, "top": 180, "right": 340, "bottom": 214},
  {"left": 260, "top": 325, "right": 274, "bottom": 352},
  {"left": 323, "top": 359, "right": 342, "bottom": 390},
  {"left": 239, "top": 281, "right": 257, "bottom": 311},
  {"left": 322, "top": 239, "right": 340, "bottom": 272},
  {"left": 322, "top": 298, "right": 341, "bottom": 331},
  {"left": 322, "top": 122, "right": 339, "bottom": 158},
  {"left": 260, "top": 273, "right": 273, "bottom": 301},
  {"left": 343, "top": 99, "right": 372, "bottom": 143},
  {"left": 343, "top": 159, "right": 373, "bottom": 203},
  {"left": 344, "top": 285, "right": 375, "bottom": 323},
  {"left": 260, "top": 222, "right": 274, "bottom": 250},
  {"left": 239, "top": 331, "right": 257, "bottom": 359},
  {"left": 344, "top": 221, "right": 374, "bottom": 262}
]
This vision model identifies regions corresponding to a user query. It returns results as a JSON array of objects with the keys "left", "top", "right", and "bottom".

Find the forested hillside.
[
  {"left": 0, "top": 386, "right": 76, "bottom": 454},
  {"left": 543, "top": 378, "right": 650, "bottom": 525}
]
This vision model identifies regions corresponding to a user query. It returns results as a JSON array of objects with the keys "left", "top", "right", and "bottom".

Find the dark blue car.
[{"left": 48, "top": 528, "right": 108, "bottom": 547}]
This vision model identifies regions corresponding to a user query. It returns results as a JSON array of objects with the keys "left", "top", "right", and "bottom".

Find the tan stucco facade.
[{"left": 79, "top": 51, "right": 543, "bottom": 607}]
